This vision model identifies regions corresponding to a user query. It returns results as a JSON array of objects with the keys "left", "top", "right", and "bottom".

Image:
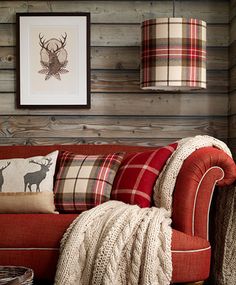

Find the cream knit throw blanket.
[
  {"left": 54, "top": 201, "right": 172, "bottom": 285},
  {"left": 153, "top": 135, "right": 231, "bottom": 210},
  {"left": 54, "top": 135, "right": 231, "bottom": 285}
]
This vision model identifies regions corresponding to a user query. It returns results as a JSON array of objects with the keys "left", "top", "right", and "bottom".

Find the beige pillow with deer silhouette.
[{"left": 0, "top": 151, "right": 58, "bottom": 213}]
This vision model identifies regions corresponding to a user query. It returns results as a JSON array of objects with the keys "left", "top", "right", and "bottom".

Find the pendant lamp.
[{"left": 140, "top": 0, "right": 206, "bottom": 91}]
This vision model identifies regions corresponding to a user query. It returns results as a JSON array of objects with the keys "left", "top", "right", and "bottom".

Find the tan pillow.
[
  {"left": 0, "top": 192, "right": 57, "bottom": 214},
  {"left": 0, "top": 151, "right": 58, "bottom": 213}
]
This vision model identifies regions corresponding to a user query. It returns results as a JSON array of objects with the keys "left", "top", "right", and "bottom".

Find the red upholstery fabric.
[
  {"left": 0, "top": 214, "right": 211, "bottom": 283},
  {"left": 172, "top": 147, "right": 236, "bottom": 239},
  {"left": 0, "top": 145, "right": 156, "bottom": 159},
  {"left": 0, "top": 144, "right": 235, "bottom": 283}
]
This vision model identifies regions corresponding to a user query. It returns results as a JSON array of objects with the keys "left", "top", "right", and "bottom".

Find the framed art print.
[{"left": 16, "top": 12, "right": 90, "bottom": 108}]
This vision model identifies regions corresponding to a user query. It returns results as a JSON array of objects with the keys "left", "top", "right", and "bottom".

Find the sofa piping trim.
[
  {"left": 0, "top": 247, "right": 59, "bottom": 248},
  {"left": 171, "top": 246, "right": 211, "bottom": 253},
  {"left": 192, "top": 166, "right": 224, "bottom": 240},
  {"left": 0, "top": 246, "right": 211, "bottom": 253}
]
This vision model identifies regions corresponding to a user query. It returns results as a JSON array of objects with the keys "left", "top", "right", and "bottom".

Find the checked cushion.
[
  {"left": 54, "top": 151, "right": 125, "bottom": 212},
  {"left": 111, "top": 143, "right": 177, "bottom": 207}
]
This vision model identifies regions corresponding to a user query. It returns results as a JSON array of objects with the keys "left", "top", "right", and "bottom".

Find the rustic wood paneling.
[
  {"left": 0, "top": 0, "right": 230, "bottom": 146},
  {"left": 230, "top": 15, "right": 236, "bottom": 43},
  {"left": 0, "top": 23, "right": 229, "bottom": 47},
  {"left": 0, "top": 115, "right": 227, "bottom": 139},
  {"left": 229, "top": 40, "right": 236, "bottom": 68},
  {"left": 230, "top": 66, "right": 236, "bottom": 92},
  {"left": 0, "top": 46, "right": 228, "bottom": 71},
  {"left": 0, "top": 69, "right": 228, "bottom": 94},
  {"left": 0, "top": 93, "right": 228, "bottom": 116},
  {"left": 229, "top": 0, "right": 235, "bottom": 155},
  {"left": 0, "top": 1, "right": 229, "bottom": 24},
  {"left": 229, "top": 91, "right": 236, "bottom": 115},
  {"left": 229, "top": 115, "right": 236, "bottom": 137},
  {"left": 230, "top": 0, "right": 236, "bottom": 20}
]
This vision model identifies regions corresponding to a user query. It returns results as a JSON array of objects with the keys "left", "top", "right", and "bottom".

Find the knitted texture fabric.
[
  {"left": 153, "top": 135, "right": 231, "bottom": 211},
  {"left": 54, "top": 200, "right": 172, "bottom": 285},
  {"left": 54, "top": 135, "right": 232, "bottom": 285},
  {"left": 210, "top": 185, "right": 236, "bottom": 285}
]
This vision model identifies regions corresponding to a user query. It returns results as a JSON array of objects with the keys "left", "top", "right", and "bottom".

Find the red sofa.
[{"left": 0, "top": 144, "right": 235, "bottom": 284}]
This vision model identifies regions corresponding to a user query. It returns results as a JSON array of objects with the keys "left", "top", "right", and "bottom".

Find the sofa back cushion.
[
  {"left": 0, "top": 151, "right": 58, "bottom": 213},
  {"left": 54, "top": 151, "right": 125, "bottom": 212},
  {"left": 111, "top": 143, "right": 178, "bottom": 207}
]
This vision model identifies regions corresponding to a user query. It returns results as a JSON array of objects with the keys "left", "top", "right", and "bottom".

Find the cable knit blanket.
[
  {"left": 54, "top": 201, "right": 172, "bottom": 285},
  {"left": 54, "top": 135, "right": 231, "bottom": 285}
]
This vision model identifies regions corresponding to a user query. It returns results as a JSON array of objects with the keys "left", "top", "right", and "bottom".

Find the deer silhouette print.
[
  {"left": 38, "top": 33, "right": 69, "bottom": 81},
  {"left": 24, "top": 158, "right": 53, "bottom": 192},
  {"left": 0, "top": 162, "right": 10, "bottom": 192}
]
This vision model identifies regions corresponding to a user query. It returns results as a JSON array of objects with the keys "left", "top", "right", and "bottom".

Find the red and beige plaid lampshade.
[{"left": 141, "top": 18, "right": 207, "bottom": 90}]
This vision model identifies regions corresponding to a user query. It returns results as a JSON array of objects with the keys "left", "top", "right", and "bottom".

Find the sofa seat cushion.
[{"left": 0, "top": 214, "right": 211, "bottom": 283}]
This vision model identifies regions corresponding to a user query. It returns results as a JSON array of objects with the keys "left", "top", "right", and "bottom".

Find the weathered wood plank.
[
  {"left": 91, "top": 24, "right": 229, "bottom": 47},
  {"left": 0, "top": 115, "right": 228, "bottom": 139},
  {"left": 0, "top": 92, "right": 228, "bottom": 116},
  {"left": 229, "top": 115, "right": 236, "bottom": 137},
  {"left": 230, "top": 16, "right": 236, "bottom": 44},
  {"left": 228, "top": 137, "right": 236, "bottom": 159},
  {"left": 0, "top": 70, "right": 15, "bottom": 92},
  {"left": 230, "top": 66, "right": 236, "bottom": 91},
  {"left": 0, "top": 24, "right": 15, "bottom": 46},
  {"left": 0, "top": 46, "right": 228, "bottom": 71},
  {"left": 0, "top": 69, "right": 228, "bottom": 93},
  {"left": 92, "top": 47, "right": 228, "bottom": 71},
  {"left": 0, "top": 136, "right": 228, "bottom": 147},
  {"left": 0, "top": 1, "right": 28, "bottom": 24},
  {"left": 90, "top": 70, "right": 228, "bottom": 93},
  {"left": 0, "top": 137, "right": 178, "bottom": 147},
  {"left": 0, "top": 1, "right": 229, "bottom": 24},
  {"left": 0, "top": 47, "right": 15, "bottom": 69},
  {"left": 0, "top": 24, "right": 229, "bottom": 47},
  {"left": 230, "top": 0, "right": 236, "bottom": 20},
  {"left": 229, "top": 90, "right": 236, "bottom": 115},
  {"left": 229, "top": 40, "right": 236, "bottom": 68}
]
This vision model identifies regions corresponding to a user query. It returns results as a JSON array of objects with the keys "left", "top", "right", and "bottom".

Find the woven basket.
[{"left": 0, "top": 266, "right": 33, "bottom": 285}]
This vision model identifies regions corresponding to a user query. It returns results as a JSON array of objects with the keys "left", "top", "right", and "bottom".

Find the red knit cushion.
[{"left": 111, "top": 143, "right": 177, "bottom": 207}]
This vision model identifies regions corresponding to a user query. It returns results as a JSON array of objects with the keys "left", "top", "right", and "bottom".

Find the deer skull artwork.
[{"left": 38, "top": 33, "right": 69, "bottom": 81}]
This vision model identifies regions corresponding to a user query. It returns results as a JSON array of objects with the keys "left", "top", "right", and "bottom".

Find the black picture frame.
[{"left": 16, "top": 12, "right": 90, "bottom": 108}]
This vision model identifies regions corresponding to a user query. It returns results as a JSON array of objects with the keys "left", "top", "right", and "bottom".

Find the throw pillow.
[
  {"left": 54, "top": 151, "right": 125, "bottom": 212},
  {"left": 0, "top": 151, "right": 58, "bottom": 213},
  {"left": 111, "top": 143, "right": 178, "bottom": 207}
]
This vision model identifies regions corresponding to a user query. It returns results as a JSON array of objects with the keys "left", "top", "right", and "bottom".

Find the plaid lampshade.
[{"left": 140, "top": 18, "right": 207, "bottom": 90}]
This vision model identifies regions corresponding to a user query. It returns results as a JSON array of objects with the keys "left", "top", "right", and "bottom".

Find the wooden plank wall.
[
  {"left": 229, "top": 0, "right": 236, "bottom": 156},
  {"left": 0, "top": 0, "right": 229, "bottom": 146}
]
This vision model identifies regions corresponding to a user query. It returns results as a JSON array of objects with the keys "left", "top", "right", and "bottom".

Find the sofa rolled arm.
[{"left": 172, "top": 147, "right": 236, "bottom": 240}]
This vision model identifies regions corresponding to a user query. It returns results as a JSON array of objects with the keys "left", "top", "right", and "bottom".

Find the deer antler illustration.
[
  {"left": 54, "top": 33, "right": 67, "bottom": 53},
  {"left": 38, "top": 32, "right": 69, "bottom": 81},
  {"left": 39, "top": 33, "right": 51, "bottom": 53},
  {"left": 24, "top": 158, "right": 53, "bottom": 192},
  {"left": 39, "top": 33, "right": 67, "bottom": 53}
]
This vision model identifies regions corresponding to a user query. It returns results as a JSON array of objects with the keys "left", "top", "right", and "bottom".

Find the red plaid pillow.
[
  {"left": 54, "top": 151, "right": 125, "bottom": 213},
  {"left": 111, "top": 143, "right": 177, "bottom": 207}
]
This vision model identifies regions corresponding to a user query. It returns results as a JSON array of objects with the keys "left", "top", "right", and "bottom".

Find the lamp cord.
[{"left": 173, "top": 0, "right": 175, "bottom": 17}]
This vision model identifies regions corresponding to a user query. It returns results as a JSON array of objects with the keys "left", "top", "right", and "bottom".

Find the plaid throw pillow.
[
  {"left": 111, "top": 143, "right": 177, "bottom": 207},
  {"left": 54, "top": 151, "right": 125, "bottom": 212}
]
